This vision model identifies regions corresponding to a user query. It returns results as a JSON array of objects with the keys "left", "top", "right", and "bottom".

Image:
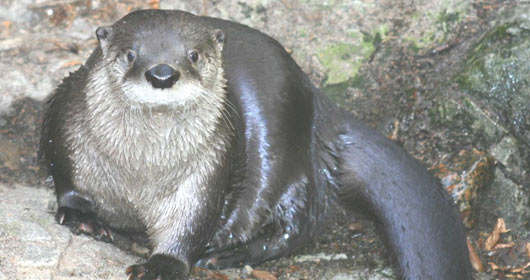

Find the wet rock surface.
[{"left": 0, "top": 0, "right": 529, "bottom": 279}]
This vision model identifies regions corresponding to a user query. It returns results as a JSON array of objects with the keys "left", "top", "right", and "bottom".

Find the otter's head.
[{"left": 92, "top": 10, "right": 226, "bottom": 108}]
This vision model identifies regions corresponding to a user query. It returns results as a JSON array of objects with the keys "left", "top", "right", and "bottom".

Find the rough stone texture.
[{"left": 0, "top": 184, "right": 141, "bottom": 280}]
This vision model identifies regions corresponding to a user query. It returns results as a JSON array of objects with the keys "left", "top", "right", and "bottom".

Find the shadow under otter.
[{"left": 40, "top": 9, "right": 472, "bottom": 280}]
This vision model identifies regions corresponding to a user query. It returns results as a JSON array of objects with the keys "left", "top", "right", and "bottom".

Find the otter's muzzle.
[{"left": 145, "top": 64, "right": 180, "bottom": 89}]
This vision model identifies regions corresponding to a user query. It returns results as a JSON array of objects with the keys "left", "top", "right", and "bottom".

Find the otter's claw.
[{"left": 55, "top": 207, "right": 113, "bottom": 243}]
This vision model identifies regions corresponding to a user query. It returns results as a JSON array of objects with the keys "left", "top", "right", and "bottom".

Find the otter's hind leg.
[
  {"left": 333, "top": 122, "right": 472, "bottom": 279},
  {"left": 197, "top": 222, "right": 308, "bottom": 269}
]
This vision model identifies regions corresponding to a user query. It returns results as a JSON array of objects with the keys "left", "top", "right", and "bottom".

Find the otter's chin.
[{"left": 121, "top": 81, "right": 202, "bottom": 107}]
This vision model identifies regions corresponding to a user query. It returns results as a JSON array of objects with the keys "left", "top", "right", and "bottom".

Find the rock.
[
  {"left": 0, "top": 184, "right": 141, "bottom": 280},
  {"left": 0, "top": 0, "right": 41, "bottom": 26},
  {"left": 250, "top": 269, "right": 277, "bottom": 280},
  {"left": 294, "top": 253, "right": 348, "bottom": 263},
  {"left": 242, "top": 265, "right": 254, "bottom": 276}
]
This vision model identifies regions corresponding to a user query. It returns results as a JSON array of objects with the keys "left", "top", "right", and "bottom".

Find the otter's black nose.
[{"left": 145, "top": 64, "right": 180, "bottom": 89}]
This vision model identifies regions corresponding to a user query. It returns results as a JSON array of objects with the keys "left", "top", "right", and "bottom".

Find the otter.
[{"left": 40, "top": 9, "right": 472, "bottom": 280}]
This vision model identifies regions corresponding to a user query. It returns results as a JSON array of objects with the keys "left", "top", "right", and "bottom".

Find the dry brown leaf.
[
  {"left": 348, "top": 222, "right": 362, "bottom": 231},
  {"left": 59, "top": 60, "right": 82, "bottom": 69},
  {"left": 526, "top": 243, "right": 530, "bottom": 259},
  {"left": 148, "top": 0, "right": 159, "bottom": 9},
  {"left": 503, "top": 262, "right": 530, "bottom": 276},
  {"left": 1, "top": 20, "right": 11, "bottom": 37},
  {"left": 494, "top": 242, "right": 516, "bottom": 249},
  {"left": 207, "top": 271, "right": 229, "bottom": 280},
  {"left": 467, "top": 238, "right": 484, "bottom": 272},
  {"left": 485, "top": 218, "right": 509, "bottom": 251},
  {"left": 251, "top": 269, "right": 277, "bottom": 280},
  {"left": 287, "top": 265, "right": 300, "bottom": 272},
  {"left": 489, "top": 262, "right": 500, "bottom": 271},
  {"left": 464, "top": 188, "right": 472, "bottom": 201},
  {"left": 498, "top": 218, "right": 509, "bottom": 233}
]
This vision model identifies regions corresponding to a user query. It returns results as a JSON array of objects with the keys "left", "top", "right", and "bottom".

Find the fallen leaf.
[
  {"left": 467, "top": 238, "right": 484, "bottom": 272},
  {"left": 287, "top": 265, "right": 300, "bottom": 272},
  {"left": 59, "top": 60, "right": 82, "bottom": 69},
  {"left": 1, "top": 20, "right": 11, "bottom": 37},
  {"left": 348, "top": 222, "right": 362, "bottom": 231},
  {"left": 485, "top": 218, "right": 509, "bottom": 251},
  {"left": 489, "top": 262, "right": 500, "bottom": 271},
  {"left": 494, "top": 242, "right": 516, "bottom": 249},
  {"left": 206, "top": 271, "right": 229, "bottom": 280},
  {"left": 251, "top": 269, "right": 277, "bottom": 280},
  {"left": 526, "top": 243, "right": 530, "bottom": 259},
  {"left": 148, "top": 0, "right": 159, "bottom": 9}
]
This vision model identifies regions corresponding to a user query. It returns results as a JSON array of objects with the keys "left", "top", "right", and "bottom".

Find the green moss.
[
  {"left": 405, "top": 31, "right": 436, "bottom": 52},
  {"left": 405, "top": 1, "right": 470, "bottom": 51},
  {"left": 318, "top": 42, "right": 362, "bottom": 85},
  {"left": 456, "top": 18, "right": 530, "bottom": 134},
  {"left": 429, "top": 97, "right": 504, "bottom": 143},
  {"left": 0, "top": 222, "right": 20, "bottom": 238},
  {"left": 322, "top": 75, "right": 365, "bottom": 104},
  {"left": 490, "top": 137, "right": 519, "bottom": 167},
  {"left": 430, "top": 99, "right": 472, "bottom": 129},
  {"left": 318, "top": 26, "right": 387, "bottom": 85},
  {"left": 437, "top": 8, "right": 462, "bottom": 33},
  {"left": 298, "top": 29, "right": 308, "bottom": 38},
  {"left": 461, "top": 98, "right": 505, "bottom": 142}
]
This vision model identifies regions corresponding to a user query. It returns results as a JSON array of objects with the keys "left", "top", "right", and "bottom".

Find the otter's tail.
[{"left": 325, "top": 118, "right": 472, "bottom": 279}]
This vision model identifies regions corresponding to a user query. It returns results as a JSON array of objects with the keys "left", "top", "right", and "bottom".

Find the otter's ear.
[
  {"left": 95, "top": 26, "right": 113, "bottom": 55},
  {"left": 211, "top": 29, "right": 225, "bottom": 51}
]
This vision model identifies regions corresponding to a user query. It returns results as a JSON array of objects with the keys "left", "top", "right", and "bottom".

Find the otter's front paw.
[
  {"left": 126, "top": 254, "right": 189, "bottom": 280},
  {"left": 55, "top": 207, "right": 113, "bottom": 242}
]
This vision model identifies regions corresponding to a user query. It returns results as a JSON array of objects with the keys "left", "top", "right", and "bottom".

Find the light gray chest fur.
[{"left": 64, "top": 68, "right": 231, "bottom": 231}]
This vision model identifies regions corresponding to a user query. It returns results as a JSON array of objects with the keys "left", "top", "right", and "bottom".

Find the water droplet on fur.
[
  {"left": 48, "top": 139, "right": 53, "bottom": 143},
  {"left": 229, "top": 233, "right": 233, "bottom": 239},
  {"left": 263, "top": 244, "right": 268, "bottom": 251},
  {"left": 283, "top": 233, "right": 290, "bottom": 240}
]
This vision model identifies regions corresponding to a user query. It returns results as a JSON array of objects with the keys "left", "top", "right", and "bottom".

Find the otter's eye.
[
  {"left": 126, "top": 50, "right": 136, "bottom": 63},
  {"left": 188, "top": 50, "right": 199, "bottom": 63}
]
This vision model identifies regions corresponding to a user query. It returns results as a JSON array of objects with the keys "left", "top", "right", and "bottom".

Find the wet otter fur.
[{"left": 40, "top": 9, "right": 472, "bottom": 280}]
